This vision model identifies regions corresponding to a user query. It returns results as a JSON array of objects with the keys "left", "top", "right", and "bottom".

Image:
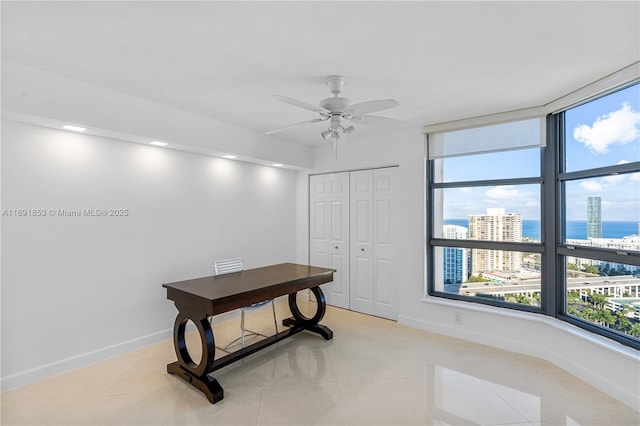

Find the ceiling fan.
[{"left": 266, "top": 75, "right": 402, "bottom": 144}]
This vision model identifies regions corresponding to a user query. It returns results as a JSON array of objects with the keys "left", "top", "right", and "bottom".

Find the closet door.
[
  {"left": 349, "top": 168, "right": 397, "bottom": 319},
  {"left": 309, "top": 173, "right": 350, "bottom": 309},
  {"left": 371, "top": 167, "right": 397, "bottom": 319},
  {"left": 350, "top": 170, "right": 375, "bottom": 315}
]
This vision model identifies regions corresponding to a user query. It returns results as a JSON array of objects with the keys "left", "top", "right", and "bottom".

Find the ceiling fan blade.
[
  {"left": 348, "top": 114, "right": 405, "bottom": 128},
  {"left": 346, "top": 99, "right": 399, "bottom": 116},
  {"left": 265, "top": 117, "right": 328, "bottom": 135},
  {"left": 273, "top": 95, "right": 330, "bottom": 115}
]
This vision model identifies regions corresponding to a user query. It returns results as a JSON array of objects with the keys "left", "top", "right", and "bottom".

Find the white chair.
[{"left": 213, "top": 258, "right": 278, "bottom": 351}]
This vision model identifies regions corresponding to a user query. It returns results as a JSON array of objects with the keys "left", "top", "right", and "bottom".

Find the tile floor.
[{"left": 1, "top": 302, "right": 639, "bottom": 425}]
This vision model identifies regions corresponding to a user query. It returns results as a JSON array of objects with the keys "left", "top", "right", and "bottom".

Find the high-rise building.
[
  {"left": 587, "top": 196, "right": 602, "bottom": 239},
  {"left": 443, "top": 225, "right": 468, "bottom": 284},
  {"left": 468, "top": 208, "right": 522, "bottom": 274}
]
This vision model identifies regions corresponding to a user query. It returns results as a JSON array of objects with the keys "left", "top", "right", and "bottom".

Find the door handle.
[{"left": 361, "top": 248, "right": 365, "bottom": 252}]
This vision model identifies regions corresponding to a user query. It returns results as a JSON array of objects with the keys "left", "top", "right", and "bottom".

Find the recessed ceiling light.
[
  {"left": 223, "top": 155, "right": 238, "bottom": 159},
  {"left": 271, "top": 163, "right": 284, "bottom": 168},
  {"left": 149, "top": 141, "right": 168, "bottom": 147},
  {"left": 62, "top": 124, "right": 87, "bottom": 132}
]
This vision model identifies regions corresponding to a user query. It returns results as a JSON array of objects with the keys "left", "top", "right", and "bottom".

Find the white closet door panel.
[
  {"left": 310, "top": 179, "right": 330, "bottom": 267},
  {"left": 375, "top": 259, "right": 393, "bottom": 306},
  {"left": 329, "top": 252, "right": 349, "bottom": 301},
  {"left": 312, "top": 251, "right": 328, "bottom": 267},
  {"left": 311, "top": 201, "right": 328, "bottom": 245},
  {"left": 327, "top": 173, "right": 350, "bottom": 309},
  {"left": 350, "top": 170, "right": 374, "bottom": 315},
  {"left": 310, "top": 200, "right": 329, "bottom": 269},
  {"left": 331, "top": 177, "right": 345, "bottom": 194},
  {"left": 372, "top": 167, "right": 397, "bottom": 319},
  {"left": 312, "top": 179, "right": 327, "bottom": 196},
  {"left": 353, "top": 255, "right": 373, "bottom": 311},
  {"left": 310, "top": 175, "right": 331, "bottom": 303},
  {"left": 331, "top": 201, "right": 348, "bottom": 243},
  {"left": 354, "top": 200, "right": 372, "bottom": 243},
  {"left": 310, "top": 172, "right": 349, "bottom": 310},
  {"left": 376, "top": 200, "right": 392, "bottom": 245}
]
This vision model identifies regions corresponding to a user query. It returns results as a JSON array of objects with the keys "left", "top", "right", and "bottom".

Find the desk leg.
[
  {"left": 167, "top": 310, "right": 224, "bottom": 404},
  {"left": 167, "top": 362, "right": 223, "bottom": 404},
  {"left": 284, "top": 286, "right": 333, "bottom": 340}
]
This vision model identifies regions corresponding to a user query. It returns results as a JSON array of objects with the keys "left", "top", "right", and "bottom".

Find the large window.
[
  {"left": 427, "top": 82, "right": 640, "bottom": 349},
  {"left": 428, "top": 119, "right": 545, "bottom": 310},
  {"left": 558, "top": 83, "right": 640, "bottom": 344}
]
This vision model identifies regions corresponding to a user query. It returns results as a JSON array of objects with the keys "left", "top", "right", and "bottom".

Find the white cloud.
[
  {"left": 629, "top": 172, "right": 640, "bottom": 182},
  {"left": 602, "top": 174, "right": 627, "bottom": 185},
  {"left": 485, "top": 186, "right": 520, "bottom": 199},
  {"left": 580, "top": 180, "right": 602, "bottom": 191},
  {"left": 459, "top": 187, "right": 472, "bottom": 193},
  {"left": 573, "top": 102, "right": 640, "bottom": 154}
]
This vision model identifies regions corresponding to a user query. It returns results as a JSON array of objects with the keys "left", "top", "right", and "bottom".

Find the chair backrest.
[{"left": 213, "top": 257, "right": 243, "bottom": 275}]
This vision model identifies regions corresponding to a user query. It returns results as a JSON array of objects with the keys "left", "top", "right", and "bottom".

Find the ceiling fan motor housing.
[
  {"left": 319, "top": 96, "right": 351, "bottom": 113},
  {"left": 325, "top": 75, "right": 347, "bottom": 95},
  {"left": 329, "top": 115, "right": 343, "bottom": 128}
]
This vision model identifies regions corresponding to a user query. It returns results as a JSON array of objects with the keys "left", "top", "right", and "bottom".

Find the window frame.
[
  {"left": 553, "top": 83, "right": 640, "bottom": 348},
  {"left": 426, "top": 141, "right": 546, "bottom": 314},
  {"left": 426, "top": 80, "right": 640, "bottom": 349}
]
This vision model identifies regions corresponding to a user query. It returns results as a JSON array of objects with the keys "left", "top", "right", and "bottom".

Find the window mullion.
[{"left": 543, "top": 114, "right": 559, "bottom": 317}]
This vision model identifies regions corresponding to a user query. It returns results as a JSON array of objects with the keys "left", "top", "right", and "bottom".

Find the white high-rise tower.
[
  {"left": 587, "top": 196, "right": 602, "bottom": 239},
  {"left": 468, "top": 208, "right": 522, "bottom": 274}
]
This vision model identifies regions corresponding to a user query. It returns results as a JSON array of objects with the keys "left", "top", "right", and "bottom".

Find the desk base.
[
  {"left": 167, "top": 362, "right": 223, "bottom": 404},
  {"left": 282, "top": 317, "right": 333, "bottom": 340},
  {"left": 210, "top": 318, "right": 332, "bottom": 372},
  {"left": 167, "top": 321, "right": 333, "bottom": 404}
]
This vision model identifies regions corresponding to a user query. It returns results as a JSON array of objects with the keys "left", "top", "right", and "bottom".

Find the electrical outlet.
[{"left": 454, "top": 312, "right": 463, "bottom": 325}]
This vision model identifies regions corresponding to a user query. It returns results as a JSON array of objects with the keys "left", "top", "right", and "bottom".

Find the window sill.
[{"left": 420, "top": 296, "right": 639, "bottom": 361}]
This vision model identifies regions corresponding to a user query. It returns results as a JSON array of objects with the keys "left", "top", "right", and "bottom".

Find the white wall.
[
  {"left": 296, "top": 127, "right": 640, "bottom": 411},
  {"left": 1, "top": 120, "right": 297, "bottom": 389},
  {"left": 2, "top": 61, "right": 313, "bottom": 169}
]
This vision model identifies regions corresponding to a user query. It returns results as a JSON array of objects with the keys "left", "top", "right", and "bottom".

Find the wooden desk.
[{"left": 163, "top": 263, "right": 335, "bottom": 404}]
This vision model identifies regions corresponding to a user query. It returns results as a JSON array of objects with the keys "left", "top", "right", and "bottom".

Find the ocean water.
[{"left": 443, "top": 220, "right": 638, "bottom": 240}]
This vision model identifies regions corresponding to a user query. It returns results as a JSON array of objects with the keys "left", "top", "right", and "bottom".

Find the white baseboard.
[
  {"left": 1, "top": 297, "right": 290, "bottom": 392},
  {"left": 0, "top": 328, "right": 173, "bottom": 392}
]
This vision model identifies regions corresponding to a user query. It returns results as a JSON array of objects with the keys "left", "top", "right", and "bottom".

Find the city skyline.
[{"left": 442, "top": 205, "right": 639, "bottom": 285}]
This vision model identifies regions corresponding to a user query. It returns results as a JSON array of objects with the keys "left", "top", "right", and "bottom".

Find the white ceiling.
[{"left": 2, "top": 1, "right": 639, "bottom": 146}]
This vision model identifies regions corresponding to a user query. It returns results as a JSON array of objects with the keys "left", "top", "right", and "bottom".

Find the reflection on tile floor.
[{"left": 2, "top": 302, "right": 639, "bottom": 425}]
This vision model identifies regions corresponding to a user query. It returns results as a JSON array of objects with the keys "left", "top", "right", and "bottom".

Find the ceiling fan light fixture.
[
  {"left": 343, "top": 125, "right": 355, "bottom": 134},
  {"left": 321, "top": 130, "right": 334, "bottom": 140}
]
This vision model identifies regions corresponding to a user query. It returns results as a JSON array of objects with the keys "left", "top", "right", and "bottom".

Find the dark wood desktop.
[{"left": 163, "top": 262, "right": 335, "bottom": 404}]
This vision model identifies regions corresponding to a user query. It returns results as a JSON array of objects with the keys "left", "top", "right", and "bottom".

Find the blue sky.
[
  {"left": 565, "top": 84, "right": 639, "bottom": 221},
  {"left": 441, "top": 84, "right": 639, "bottom": 221},
  {"left": 566, "top": 85, "right": 640, "bottom": 170}
]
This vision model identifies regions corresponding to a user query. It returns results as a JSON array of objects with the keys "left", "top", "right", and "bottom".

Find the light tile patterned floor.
[{"left": 2, "top": 302, "right": 638, "bottom": 425}]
